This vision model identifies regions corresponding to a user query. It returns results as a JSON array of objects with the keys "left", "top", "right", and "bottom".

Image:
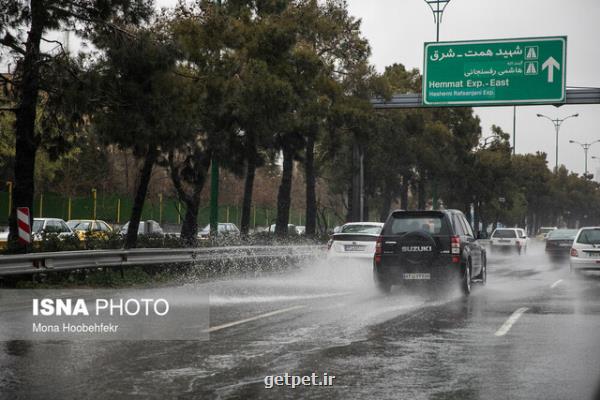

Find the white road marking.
[
  {"left": 203, "top": 305, "right": 306, "bottom": 333},
  {"left": 494, "top": 307, "right": 529, "bottom": 337},
  {"left": 550, "top": 279, "right": 563, "bottom": 289},
  {"left": 209, "top": 292, "right": 350, "bottom": 305}
]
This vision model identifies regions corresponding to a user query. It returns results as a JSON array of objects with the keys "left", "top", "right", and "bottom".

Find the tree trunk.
[
  {"left": 240, "top": 161, "right": 256, "bottom": 235},
  {"left": 351, "top": 142, "right": 361, "bottom": 222},
  {"left": 305, "top": 134, "right": 316, "bottom": 236},
  {"left": 275, "top": 146, "right": 294, "bottom": 236},
  {"left": 125, "top": 146, "right": 158, "bottom": 249},
  {"left": 417, "top": 178, "right": 426, "bottom": 210},
  {"left": 180, "top": 196, "right": 200, "bottom": 244},
  {"left": 400, "top": 175, "right": 409, "bottom": 210},
  {"left": 380, "top": 187, "right": 392, "bottom": 222},
  {"left": 169, "top": 149, "right": 211, "bottom": 245},
  {"left": 241, "top": 136, "right": 257, "bottom": 235},
  {"left": 346, "top": 185, "right": 353, "bottom": 222},
  {"left": 8, "top": 0, "right": 45, "bottom": 248}
]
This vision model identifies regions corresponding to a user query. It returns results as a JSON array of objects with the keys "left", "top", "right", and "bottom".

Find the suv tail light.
[
  {"left": 570, "top": 248, "right": 578, "bottom": 257},
  {"left": 451, "top": 236, "right": 460, "bottom": 254},
  {"left": 374, "top": 236, "right": 383, "bottom": 264}
]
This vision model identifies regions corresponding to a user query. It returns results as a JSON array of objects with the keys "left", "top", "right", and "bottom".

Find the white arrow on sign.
[{"left": 542, "top": 56, "right": 560, "bottom": 83}]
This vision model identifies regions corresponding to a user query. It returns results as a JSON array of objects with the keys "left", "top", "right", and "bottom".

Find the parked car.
[
  {"left": 327, "top": 222, "right": 384, "bottom": 263},
  {"left": 119, "top": 220, "right": 164, "bottom": 237},
  {"left": 32, "top": 218, "right": 75, "bottom": 239},
  {"left": 570, "top": 227, "right": 600, "bottom": 274},
  {"left": 490, "top": 228, "right": 528, "bottom": 254},
  {"left": 198, "top": 223, "right": 240, "bottom": 239},
  {"left": 67, "top": 219, "right": 113, "bottom": 241},
  {"left": 268, "top": 224, "right": 298, "bottom": 235},
  {"left": 545, "top": 229, "right": 578, "bottom": 254},
  {"left": 373, "top": 209, "right": 486, "bottom": 295},
  {"left": 536, "top": 226, "right": 557, "bottom": 240},
  {"left": 0, "top": 218, "right": 75, "bottom": 248},
  {"left": 295, "top": 225, "right": 306, "bottom": 235}
]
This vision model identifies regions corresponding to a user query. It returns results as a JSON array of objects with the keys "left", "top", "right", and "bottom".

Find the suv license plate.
[
  {"left": 403, "top": 273, "right": 431, "bottom": 280},
  {"left": 345, "top": 245, "right": 365, "bottom": 252}
]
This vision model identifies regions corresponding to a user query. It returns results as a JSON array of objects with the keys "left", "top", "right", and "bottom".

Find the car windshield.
[
  {"left": 66, "top": 221, "right": 80, "bottom": 229},
  {"left": 387, "top": 214, "right": 446, "bottom": 235},
  {"left": 200, "top": 224, "right": 227, "bottom": 233},
  {"left": 547, "top": 229, "right": 578, "bottom": 240},
  {"left": 72, "top": 222, "right": 91, "bottom": 231},
  {"left": 341, "top": 224, "right": 382, "bottom": 234},
  {"left": 493, "top": 229, "right": 517, "bottom": 238},
  {"left": 32, "top": 220, "right": 43, "bottom": 233},
  {"left": 577, "top": 229, "right": 600, "bottom": 245}
]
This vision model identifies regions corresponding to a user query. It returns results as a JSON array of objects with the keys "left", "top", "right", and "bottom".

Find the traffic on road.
[{"left": 1, "top": 237, "right": 600, "bottom": 399}]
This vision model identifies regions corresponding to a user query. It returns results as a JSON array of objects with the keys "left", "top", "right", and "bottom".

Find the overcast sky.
[
  {"left": 8, "top": 0, "right": 596, "bottom": 176},
  {"left": 345, "top": 0, "right": 600, "bottom": 177}
]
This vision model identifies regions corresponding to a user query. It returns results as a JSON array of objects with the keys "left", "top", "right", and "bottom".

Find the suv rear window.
[
  {"left": 492, "top": 229, "right": 517, "bottom": 238},
  {"left": 341, "top": 224, "right": 382, "bottom": 234},
  {"left": 577, "top": 229, "right": 600, "bottom": 245},
  {"left": 385, "top": 212, "right": 448, "bottom": 235}
]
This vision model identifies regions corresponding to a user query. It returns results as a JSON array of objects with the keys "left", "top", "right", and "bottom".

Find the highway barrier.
[{"left": 0, "top": 245, "right": 325, "bottom": 276}]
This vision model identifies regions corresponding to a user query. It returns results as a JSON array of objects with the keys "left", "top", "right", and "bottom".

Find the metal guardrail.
[{"left": 0, "top": 245, "right": 326, "bottom": 276}]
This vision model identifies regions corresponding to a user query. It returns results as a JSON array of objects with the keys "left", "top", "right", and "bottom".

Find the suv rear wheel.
[
  {"left": 461, "top": 261, "right": 472, "bottom": 295},
  {"left": 373, "top": 271, "right": 391, "bottom": 294},
  {"left": 475, "top": 255, "right": 487, "bottom": 285}
]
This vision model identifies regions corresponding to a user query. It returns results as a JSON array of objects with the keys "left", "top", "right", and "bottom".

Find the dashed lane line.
[
  {"left": 494, "top": 307, "right": 529, "bottom": 337},
  {"left": 203, "top": 305, "right": 306, "bottom": 333}
]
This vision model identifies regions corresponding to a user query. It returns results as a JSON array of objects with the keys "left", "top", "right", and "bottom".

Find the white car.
[
  {"left": 198, "top": 223, "right": 240, "bottom": 239},
  {"left": 119, "top": 220, "right": 165, "bottom": 237},
  {"left": 570, "top": 227, "right": 600, "bottom": 274},
  {"left": 0, "top": 218, "right": 75, "bottom": 242},
  {"left": 490, "top": 228, "right": 528, "bottom": 253},
  {"left": 327, "top": 222, "right": 384, "bottom": 262},
  {"left": 536, "top": 226, "right": 557, "bottom": 240}
]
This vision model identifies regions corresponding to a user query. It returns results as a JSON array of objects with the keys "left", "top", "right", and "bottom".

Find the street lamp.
[
  {"left": 423, "top": 0, "right": 451, "bottom": 42},
  {"left": 569, "top": 139, "right": 600, "bottom": 178},
  {"left": 536, "top": 113, "right": 579, "bottom": 171}
]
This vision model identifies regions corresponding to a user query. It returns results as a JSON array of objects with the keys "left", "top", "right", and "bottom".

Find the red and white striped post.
[{"left": 16, "top": 207, "right": 31, "bottom": 245}]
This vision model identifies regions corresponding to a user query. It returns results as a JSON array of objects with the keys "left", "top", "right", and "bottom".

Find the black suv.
[{"left": 373, "top": 209, "right": 486, "bottom": 295}]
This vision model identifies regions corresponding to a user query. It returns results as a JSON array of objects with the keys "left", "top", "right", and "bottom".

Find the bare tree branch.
[{"left": 0, "top": 34, "right": 26, "bottom": 55}]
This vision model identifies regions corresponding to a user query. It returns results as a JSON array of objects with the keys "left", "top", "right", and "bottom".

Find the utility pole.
[
  {"left": 210, "top": 0, "right": 222, "bottom": 235},
  {"left": 569, "top": 139, "right": 600, "bottom": 178},
  {"left": 512, "top": 106, "right": 516, "bottom": 155},
  {"left": 210, "top": 159, "right": 219, "bottom": 234},
  {"left": 424, "top": 0, "right": 451, "bottom": 209},
  {"left": 537, "top": 113, "right": 579, "bottom": 171}
]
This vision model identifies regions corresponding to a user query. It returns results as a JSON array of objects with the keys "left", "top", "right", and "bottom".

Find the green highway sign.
[{"left": 423, "top": 37, "right": 566, "bottom": 106}]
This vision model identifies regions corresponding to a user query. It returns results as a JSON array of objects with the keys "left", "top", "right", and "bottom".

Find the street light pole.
[
  {"left": 569, "top": 139, "right": 600, "bottom": 178},
  {"left": 424, "top": 0, "right": 451, "bottom": 42},
  {"left": 424, "top": 0, "right": 451, "bottom": 210},
  {"left": 536, "top": 113, "right": 579, "bottom": 171},
  {"left": 591, "top": 156, "right": 600, "bottom": 180}
]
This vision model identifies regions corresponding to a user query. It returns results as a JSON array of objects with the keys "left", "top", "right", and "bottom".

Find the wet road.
[{"left": 2, "top": 241, "right": 600, "bottom": 400}]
